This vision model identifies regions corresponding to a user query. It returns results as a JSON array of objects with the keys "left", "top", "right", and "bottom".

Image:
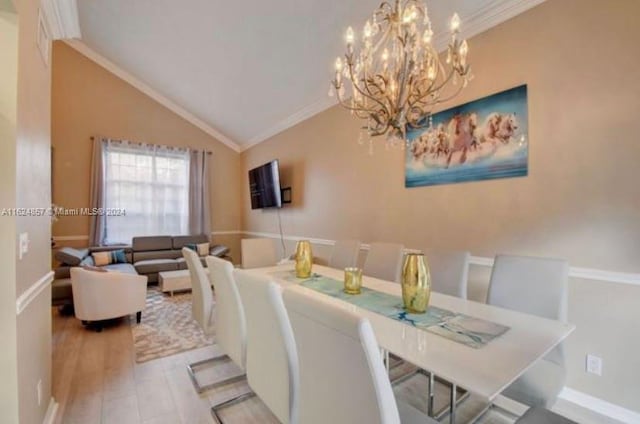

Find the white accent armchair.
[{"left": 70, "top": 268, "right": 147, "bottom": 331}]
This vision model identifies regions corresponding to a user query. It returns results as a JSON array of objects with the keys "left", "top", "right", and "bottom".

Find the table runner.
[{"left": 271, "top": 270, "right": 509, "bottom": 349}]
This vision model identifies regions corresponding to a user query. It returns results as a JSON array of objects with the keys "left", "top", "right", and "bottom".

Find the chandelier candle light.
[{"left": 330, "top": 0, "right": 472, "bottom": 150}]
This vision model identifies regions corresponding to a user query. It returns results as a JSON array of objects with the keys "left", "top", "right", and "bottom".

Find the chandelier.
[{"left": 330, "top": 0, "right": 472, "bottom": 148}]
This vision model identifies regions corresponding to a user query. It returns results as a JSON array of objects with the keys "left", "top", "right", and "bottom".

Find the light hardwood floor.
[{"left": 52, "top": 307, "right": 618, "bottom": 424}]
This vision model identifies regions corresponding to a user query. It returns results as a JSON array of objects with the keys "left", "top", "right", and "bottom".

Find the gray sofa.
[{"left": 52, "top": 234, "right": 230, "bottom": 307}]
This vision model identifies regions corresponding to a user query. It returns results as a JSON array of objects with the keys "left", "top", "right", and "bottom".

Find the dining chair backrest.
[
  {"left": 283, "top": 287, "right": 401, "bottom": 424},
  {"left": 182, "top": 247, "right": 214, "bottom": 334},
  {"left": 233, "top": 269, "right": 298, "bottom": 423},
  {"left": 328, "top": 240, "right": 361, "bottom": 270},
  {"left": 241, "top": 238, "right": 278, "bottom": 269},
  {"left": 206, "top": 255, "right": 247, "bottom": 369},
  {"left": 487, "top": 254, "right": 569, "bottom": 365},
  {"left": 363, "top": 242, "right": 405, "bottom": 283},
  {"left": 423, "top": 248, "right": 470, "bottom": 299}
]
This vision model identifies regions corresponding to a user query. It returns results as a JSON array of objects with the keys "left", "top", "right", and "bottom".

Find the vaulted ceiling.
[{"left": 75, "top": 0, "right": 545, "bottom": 151}]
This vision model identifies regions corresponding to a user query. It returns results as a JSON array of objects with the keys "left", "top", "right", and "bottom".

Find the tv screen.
[{"left": 249, "top": 160, "right": 282, "bottom": 209}]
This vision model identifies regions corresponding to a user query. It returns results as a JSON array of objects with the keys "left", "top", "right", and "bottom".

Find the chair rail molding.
[
  {"left": 16, "top": 271, "right": 54, "bottom": 315},
  {"left": 52, "top": 230, "right": 640, "bottom": 287},
  {"left": 52, "top": 235, "right": 89, "bottom": 242},
  {"left": 42, "top": 398, "right": 59, "bottom": 424},
  {"left": 237, "top": 230, "right": 640, "bottom": 287}
]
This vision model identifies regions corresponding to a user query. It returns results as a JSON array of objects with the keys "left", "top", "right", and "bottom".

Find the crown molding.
[
  {"left": 242, "top": 97, "right": 338, "bottom": 152},
  {"left": 433, "top": 0, "right": 547, "bottom": 49},
  {"left": 40, "top": 0, "right": 81, "bottom": 39},
  {"left": 64, "top": 40, "right": 242, "bottom": 153},
  {"left": 242, "top": 0, "right": 547, "bottom": 152}
]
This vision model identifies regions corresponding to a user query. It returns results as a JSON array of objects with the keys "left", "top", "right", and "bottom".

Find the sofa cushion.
[
  {"left": 133, "top": 249, "right": 182, "bottom": 262},
  {"left": 132, "top": 236, "right": 173, "bottom": 252},
  {"left": 175, "top": 257, "right": 188, "bottom": 270},
  {"left": 175, "top": 257, "right": 206, "bottom": 270},
  {"left": 172, "top": 235, "right": 209, "bottom": 250},
  {"left": 55, "top": 247, "right": 89, "bottom": 266},
  {"left": 134, "top": 259, "right": 179, "bottom": 274},
  {"left": 103, "top": 263, "right": 138, "bottom": 275},
  {"left": 52, "top": 278, "right": 72, "bottom": 302},
  {"left": 55, "top": 266, "right": 71, "bottom": 280}
]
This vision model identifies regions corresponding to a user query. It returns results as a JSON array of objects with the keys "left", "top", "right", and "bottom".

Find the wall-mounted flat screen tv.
[{"left": 249, "top": 160, "right": 282, "bottom": 209}]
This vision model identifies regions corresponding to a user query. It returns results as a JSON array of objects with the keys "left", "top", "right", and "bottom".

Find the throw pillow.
[
  {"left": 92, "top": 249, "right": 127, "bottom": 266},
  {"left": 184, "top": 243, "right": 198, "bottom": 252},
  {"left": 92, "top": 251, "right": 112, "bottom": 266},
  {"left": 197, "top": 242, "right": 210, "bottom": 257}
]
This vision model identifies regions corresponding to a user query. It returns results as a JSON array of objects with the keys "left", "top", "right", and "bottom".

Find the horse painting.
[{"left": 405, "top": 84, "right": 528, "bottom": 188}]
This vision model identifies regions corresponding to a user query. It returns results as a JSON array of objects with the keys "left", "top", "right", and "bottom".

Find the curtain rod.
[{"left": 90, "top": 136, "right": 212, "bottom": 155}]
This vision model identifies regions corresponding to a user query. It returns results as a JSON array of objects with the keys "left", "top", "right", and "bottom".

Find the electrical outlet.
[
  {"left": 19, "top": 232, "right": 29, "bottom": 260},
  {"left": 586, "top": 354, "right": 603, "bottom": 376},
  {"left": 36, "top": 379, "right": 42, "bottom": 406}
]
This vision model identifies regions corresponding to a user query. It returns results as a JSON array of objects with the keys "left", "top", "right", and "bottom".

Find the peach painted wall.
[
  {"left": 51, "top": 42, "right": 243, "bottom": 258},
  {"left": 241, "top": 0, "right": 640, "bottom": 412}
]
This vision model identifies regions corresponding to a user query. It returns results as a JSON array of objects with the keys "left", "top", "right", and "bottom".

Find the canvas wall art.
[{"left": 405, "top": 85, "right": 529, "bottom": 188}]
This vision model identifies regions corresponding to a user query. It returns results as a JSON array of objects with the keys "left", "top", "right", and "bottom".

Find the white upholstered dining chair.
[
  {"left": 283, "top": 286, "right": 437, "bottom": 424},
  {"left": 363, "top": 242, "right": 405, "bottom": 283},
  {"left": 328, "top": 240, "right": 361, "bottom": 270},
  {"left": 183, "top": 249, "right": 245, "bottom": 393},
  {"left": 241, "top": 238, "right": 278, "bottom": 269},
  {"left": 423, "top": 248, "right": 470, "bottom": 299},
  {"left": 221, "top": 269, "right": 298, "bottom": 423},
  {"left": 487, "top": 254, "right": 569, "bottom": 408}
]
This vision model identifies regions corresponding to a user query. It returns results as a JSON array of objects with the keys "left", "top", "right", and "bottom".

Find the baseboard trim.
[
  {"left": 43, "top": 398, "right": 58, "bottom": 424},
  {"left": 16, "top": 271, "right": 54, "bottom": 315},
  {"left": 558, "top": 388, "right": 640, "bottom": 424}
]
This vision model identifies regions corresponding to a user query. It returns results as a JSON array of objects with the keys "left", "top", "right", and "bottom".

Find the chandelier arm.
[
  {"left": 409, "top": 66, "right": 456, "bottom": 108},
  {"left": 335, "top": 92, "right": 382, "bottom": 115},
  {"left": 347, "top": 64, "right": 392, "bottom": 116},
  {"left": 334, "top": 82, "right": 386, "bottom": 116}
]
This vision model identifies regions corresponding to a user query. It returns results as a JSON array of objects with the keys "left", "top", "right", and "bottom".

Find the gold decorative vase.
[
  {"left": 294, "top": 240, "right": 313, "bottom": 278},
  {"left": 401, "top": 253, "right": 431, "bottom": 313},
  {"left": 344, "top": 267, "right": 363, "bottom": 294}
]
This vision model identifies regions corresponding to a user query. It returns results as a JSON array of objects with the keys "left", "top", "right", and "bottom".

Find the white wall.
[{"left": 0, "top": 7, "right": 20, "bottom": 423}]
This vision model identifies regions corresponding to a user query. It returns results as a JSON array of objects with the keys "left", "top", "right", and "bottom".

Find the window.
[{"left": 103, "top": 141, "right": 189, "bottom": 245}]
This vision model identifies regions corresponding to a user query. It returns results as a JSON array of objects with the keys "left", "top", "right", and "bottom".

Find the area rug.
[{"left": 131, "top": 287, "right": 214, "bottom": 363}]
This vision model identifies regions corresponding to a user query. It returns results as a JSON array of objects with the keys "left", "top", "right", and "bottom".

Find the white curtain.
[{"left": 103, "top": 140, "right": 190, "bottom": 245}]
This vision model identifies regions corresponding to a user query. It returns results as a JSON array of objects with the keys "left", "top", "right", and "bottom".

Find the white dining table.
[{"left": 246, "top": 263, "right": 575, "bottom": 422}]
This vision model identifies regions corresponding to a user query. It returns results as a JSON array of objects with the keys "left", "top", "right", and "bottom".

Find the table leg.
[
  {"left": 427, "top": 372, "right": 435, "bottom": 417},
  {"left": 449, "top": 383, "right": 457, "bottom": 424}
]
